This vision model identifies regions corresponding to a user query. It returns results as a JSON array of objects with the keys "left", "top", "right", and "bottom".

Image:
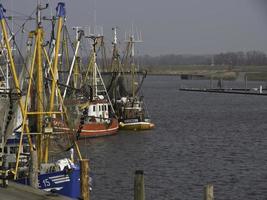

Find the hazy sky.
[{"left": 3, "top": 0, "right": 267, "bottom": 56}]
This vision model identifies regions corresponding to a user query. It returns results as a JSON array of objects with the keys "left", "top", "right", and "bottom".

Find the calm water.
[{"left": 79, "top": 76, "right": 267, "bottom": 200}]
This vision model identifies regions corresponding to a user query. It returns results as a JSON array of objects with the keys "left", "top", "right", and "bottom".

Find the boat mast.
[
  {"left": 113, "top": 27, "right": 118, "bottom": 45},
  {"left": 49, "top": 3, "right": 65, "bottom": 113},
  {"left": 112, "top": 27, "right": 118, "bottom": 60},
  {"left": 111, "top": 26, "right": 120, "bottom": 72},
  {"left": 45, "top": 2, "right": 65, "bottom": 163},
  {"left": 73, "top": 26, "right": 82, "bottom": 89},
  {"left": 130, "top": 36, "right": 135, "bottom": 97},
  {"left": 124, "top": 27, "right": 142, "bottom": 98},
  {"left": 92, "top": 37, "right": 97, "bottom": 99},
  {"left": 62, "top": 27, "right": 83, "bottom": 100},
  {"left": 36, "top": 0, "right": 45, "bottom": 162}
]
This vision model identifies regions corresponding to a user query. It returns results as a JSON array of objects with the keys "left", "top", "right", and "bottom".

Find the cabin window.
[
  {"left": 93, "top": 106, "right": 96, "bottom": 112},
  {"left": 99, "top": 105, "right": 101, "bottom": 111},
  {"left": 102, "top": 105, "right": 104, "bottom": 111},
  {"left": 10, "top": 147, "right": 18, "bottom": 154},
  {"left": 0, "top": 147, "right": 2, "bottom": 153},
  {"left": 4, "top": 147, "right": 7, "bottom": 154}
]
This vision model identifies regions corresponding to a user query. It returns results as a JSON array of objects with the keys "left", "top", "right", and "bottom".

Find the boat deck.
[{"left": 0, "top": 181, "right": 72, "bottom": 200}]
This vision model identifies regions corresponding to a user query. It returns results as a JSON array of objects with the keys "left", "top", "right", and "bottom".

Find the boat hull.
[
  {"left": 119, "top": 121, "right": 155, "bottom": 131},
  {"left": 79, "top": 118, "right": 119, "bottom": 138},
  {"left": 16, "top": 167, "right": 81, "bottom": 198}
]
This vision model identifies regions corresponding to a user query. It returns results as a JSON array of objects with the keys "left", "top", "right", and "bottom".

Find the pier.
[
  {"left": 179, "top": 87, "right": 267, "bottom": 96},
  {"left": 0, "top": 181, "right": 72, "bottom": 200}
]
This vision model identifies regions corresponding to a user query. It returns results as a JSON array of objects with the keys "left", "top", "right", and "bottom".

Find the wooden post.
[
  {"left": 204, "top": 184, "right": 214, "bottom": 200},
  {"left": 29, "top": 149, "right": 38, "bottom": 189},
  {"left": 134, "top": 170, "right": 145, "bottom": 200},
  {"left": 80, "top": 159, "right": 90, "bottom": 200},
  {"left": 1, "top": 155, "right": 8, "bottom": 188}
]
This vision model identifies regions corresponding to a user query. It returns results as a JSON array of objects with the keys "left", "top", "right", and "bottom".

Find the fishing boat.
[
  {"left": 76, "top": 35, "right": 118, "bottom": 137},
  {"left": 48, "top": 23, "right": 118, "bottom": 138},
  {"left": 109, "top": 28, "right": 154, "bottom": 131},
  {"left": 0, "top": 3, "right": 84, "bottom": 198},
  {"left": 116, "top": 96, "right": 154, "bottom": 130}
]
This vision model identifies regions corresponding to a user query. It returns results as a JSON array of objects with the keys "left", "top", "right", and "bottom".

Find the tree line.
[{"left": 139, "top": 51, "right": 267, "bottom": 66}]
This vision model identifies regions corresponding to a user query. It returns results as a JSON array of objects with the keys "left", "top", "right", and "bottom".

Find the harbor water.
[{"left": 79, "top": 75, "right": 267, "bottom": 200}]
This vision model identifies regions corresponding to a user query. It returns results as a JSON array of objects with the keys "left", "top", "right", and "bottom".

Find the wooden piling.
[
  {"left": 80, "top": 159, "right": 90, "bottom": 200},
  {"left": 1, "top": 170, "right": 8, "bottom": 188},
  {"left": 134, "top": 170, "right": 145, "bottom": 200},
  {"left": 204, "top": 184, "right": 214, "bottom": 200},
  {"left": 29, "top": 150, "right": 38, "bottom": 189},
  {"left": 1, "top": 155, "right": 8, "bottom": 187}
]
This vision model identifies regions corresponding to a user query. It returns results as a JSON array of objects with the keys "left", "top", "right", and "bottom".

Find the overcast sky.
[{"left": 3, "top": 0, "right": 267, "bottom": 56}]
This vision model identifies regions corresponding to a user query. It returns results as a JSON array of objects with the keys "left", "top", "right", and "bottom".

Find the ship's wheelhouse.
[{"left": 87, "top": 101, "right": 109, "bottom": 122}]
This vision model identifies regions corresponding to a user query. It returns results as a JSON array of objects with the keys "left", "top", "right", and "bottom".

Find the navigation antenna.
[
  {"left": 125, "top": 25, "right": 142, "bottom": 58},
  {"left": 36, "top": 0, "right": 48, "bottom": 26}
]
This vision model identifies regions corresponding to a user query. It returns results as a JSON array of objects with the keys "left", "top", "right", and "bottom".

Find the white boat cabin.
[{"left": 86, "top": 101, "right": 110, "bottom": 123}]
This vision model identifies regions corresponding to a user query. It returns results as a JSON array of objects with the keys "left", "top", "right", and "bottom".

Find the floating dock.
[{"left": 179, "top": 87, "right": 267, "bottom": 96}]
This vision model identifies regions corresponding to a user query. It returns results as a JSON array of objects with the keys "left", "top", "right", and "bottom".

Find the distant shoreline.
[{"left": 143, "top": 65, "right": 267, "bottom": 81}]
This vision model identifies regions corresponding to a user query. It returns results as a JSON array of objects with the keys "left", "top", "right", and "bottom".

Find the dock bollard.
[
  {"left": 204, "top": 184, "right": 214, "bottom": 200},
  {"left": 134, "top": 170, "right": 145, "bottom": 200},
  {"left": 80, "top": 159, "right": 90, "bottom": 200}
]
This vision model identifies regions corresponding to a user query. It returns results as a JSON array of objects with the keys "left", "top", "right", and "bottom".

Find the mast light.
[{"left": 56, "top": 2, "right": 65, "bottom": 18}]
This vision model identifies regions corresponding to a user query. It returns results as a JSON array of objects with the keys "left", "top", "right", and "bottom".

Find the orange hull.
[
  {"left": 52, "top": 118, "right": 71, "bottom": 133},
  {"left": 79, "top": 118, "right": 119, "bottom": 138}
]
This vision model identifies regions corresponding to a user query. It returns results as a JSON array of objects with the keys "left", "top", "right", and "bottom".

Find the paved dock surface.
[{"left": 0, "top": 181, "right": 72, "bottom": 200}]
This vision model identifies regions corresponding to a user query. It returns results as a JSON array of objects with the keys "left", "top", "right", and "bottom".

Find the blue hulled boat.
[{"left": 17, "top": 162, "right": 81, "bottom": 198}]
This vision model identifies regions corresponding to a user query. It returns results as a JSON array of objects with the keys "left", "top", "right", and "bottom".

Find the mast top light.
[{"left": 56, "top": 2, "right": 65, "bottom": 18}]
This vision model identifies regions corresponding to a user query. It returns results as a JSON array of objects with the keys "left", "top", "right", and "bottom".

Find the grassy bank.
[{"left": 143, "top": 65, "right": 267, "bottom": 81}]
